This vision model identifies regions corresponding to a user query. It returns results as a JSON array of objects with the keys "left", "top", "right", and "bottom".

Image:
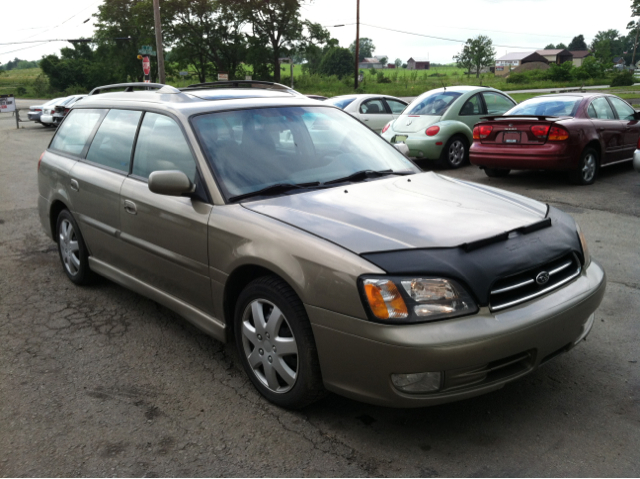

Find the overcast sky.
[{"left": 0, "top": 0, "right": 636, "bottom": 67}]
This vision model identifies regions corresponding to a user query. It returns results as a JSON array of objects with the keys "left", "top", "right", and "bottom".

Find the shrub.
[
  {"left": 547, "top": 62, "right": 573, "bottom": 81},
  {"left": 376, "top": 71, "right": 391, "bottom": 83},
  {"left": 16, "top": 86, "right": 27, "bottom": 95},
  {"left": 318, "top": 47, "right": 354, "bottom": 78},
  {"left": 31, "top": 74, "right": 51, "bottom": 97},
  {"left": 610, "top": 70, "right": 634, "bottom": 87}
]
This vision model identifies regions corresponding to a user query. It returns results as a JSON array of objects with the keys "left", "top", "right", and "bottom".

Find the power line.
[
  {"left": 21, "top": 0, "right": 102, "bottom": 42},
  {"left": 326, "top": 22, "right": 560, "bottom": 48},
  {"left": 0, "top": 42, "right": 49, "bottom": 56}
]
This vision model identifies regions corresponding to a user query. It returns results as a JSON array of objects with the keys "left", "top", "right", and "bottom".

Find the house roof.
[
  {"left": 496, "top": 51, "right": 536, "bottom": 61},
  {"left": 570, "top": 50, "right": 591, "bottom": 58},
  {"left": 362, "top": 57, "right": 381, "bottom": 63},
  {"left": 407, "top": 57, "right": 429, "bottom": 63},
  {"left": 536, "top": 49, "right": 572, "bottom": 56}
]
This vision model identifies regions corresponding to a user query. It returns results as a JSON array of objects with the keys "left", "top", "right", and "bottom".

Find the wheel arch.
[
  {"left": 223, "top": 263, "right": 300, "bottom": 341},
  {"left": 439, "top": 120, "right": 473, "bottom": 145},
  {"left": 49, "top": 199, "right": 70, "bottom": 242}
]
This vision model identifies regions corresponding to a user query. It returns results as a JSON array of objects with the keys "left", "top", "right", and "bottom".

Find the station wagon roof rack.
[
  {"left": 88, "top": 83, "right": 181, "bottom": 95},
  {"left": 182, "top": 80, "right": 292, "bottom": 91}
]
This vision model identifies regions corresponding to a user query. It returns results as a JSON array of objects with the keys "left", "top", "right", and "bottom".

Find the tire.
[
  {"left": 55, "top": 209, "right": 96, "bottom": 285},
  {"left": 569, "top": 147, "right": 598, "bottom": 185},
  {"left": 234, "top": 275, "right": 325, "bottom": 409},
  {"left": 484, "top": 167, "right": 511, "bottom": 178},
  {"left": 440, "top": 135, "right": 468, "bottom": 169}
]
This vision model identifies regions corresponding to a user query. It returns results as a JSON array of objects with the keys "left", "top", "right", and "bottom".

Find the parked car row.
[
  {"left": 338, "top": 86, "right": 639, "bottom": 185},
  {"left": 38, "top": 80, "right": 605, "bottom": 410},
  {"left": 28, "top": 94, "right": 86, "bottom": 127}
]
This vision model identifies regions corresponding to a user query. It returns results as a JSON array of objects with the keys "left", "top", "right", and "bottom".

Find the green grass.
[
  {"left": 2, "top": 63, "right": 626, "bottom": 102},
  {"left": 0, "top": 68, "right": 49, "bottom": 98}
]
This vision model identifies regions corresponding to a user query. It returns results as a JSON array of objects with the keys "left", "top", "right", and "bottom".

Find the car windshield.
[
  {"left": 405, "top": 91, "right": 463, "bottom": 116},
  {"left": 192, "top": 106, "right": 419, "bottom": 200},
  {"left": 506, "top": 96, "right": 582, "bottom": 117},
  {"left": 325, "top": 97, "right": 356, "bottom": 109}
]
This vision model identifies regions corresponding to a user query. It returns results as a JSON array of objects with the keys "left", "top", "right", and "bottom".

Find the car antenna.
[{"left": 440, "top": 78, "right": 446, "bottom": 91}]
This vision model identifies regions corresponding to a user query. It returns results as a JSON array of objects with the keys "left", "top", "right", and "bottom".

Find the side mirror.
[
  {"left": 148, "top": 170, "right": 195, "bottom": 196},
  {"left": 393, "top": 142, "right": 410, "bottom": 157}
]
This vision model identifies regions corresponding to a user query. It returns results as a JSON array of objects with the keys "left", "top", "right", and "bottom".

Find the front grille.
[
  {"left": 444, "top": 350, "right": 535, "bottom": 391},
  {"left": 489, "top": 253, "right": 581, "bottom": 311}
]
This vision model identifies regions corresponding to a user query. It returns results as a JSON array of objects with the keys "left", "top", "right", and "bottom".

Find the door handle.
[
  {"left": 123, "top": 200, "right": 137, "bottom": 215},
  {"left": 70, "top": 179, "right": 79, "bottom": 192}
]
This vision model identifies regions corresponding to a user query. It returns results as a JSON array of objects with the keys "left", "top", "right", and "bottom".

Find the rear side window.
[
  {"left": 360, "top": 99, "right": 386, "bottom": 114},
  {"left": 459, "top": 94, "right": 483, "bottom": 116},
  {"left": 49, "top": 109, "right": 104, "bottom": 156},
  {"left": 385, "top": 98, "right": 407, "bottom": 114},
  {"left": 482, "top": 92, "right": 515, "bottom": 115},
  {"left": 86, "top": 109, "right": 142, "bottom": 173},
  {"left": 132, "top": 113, "right": 196, "bottom": 181},
  {"left": 589, "top": 97, "right": 616, "bottom": 120}
]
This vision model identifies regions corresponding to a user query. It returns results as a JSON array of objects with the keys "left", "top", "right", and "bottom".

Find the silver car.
[
  {"left": 38, "top": 81, "right": 606, "bottom": 409},
  {"left": 27, "top": 97, "right": 64, "bottom": 126}
]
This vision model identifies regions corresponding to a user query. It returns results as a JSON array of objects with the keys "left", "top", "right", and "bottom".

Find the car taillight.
[
  {"left": 530, "top": 124, "right": 550, "bottom": 139},
  {"left": 426, "top": 126, "right": 440, "bottom": 136},
  {"left": 548, "top": 126, "right": 569, "bottom": 141},
  {"left": 35, "top": 108, "right": 42, "bottom": 112},
  {"left": 38, "top": 152, "right": 45, "bottom": 172},
  {"left": 382, "top": 122, "right": 391, "bottom": 133},
  {"left": 473, "top": 124, "right": 493, "bottom": 140}
]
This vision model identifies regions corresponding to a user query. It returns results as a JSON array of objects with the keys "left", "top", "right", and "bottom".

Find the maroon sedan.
[{"left": 469, "top": 93, "right": 640, "bottom": 184}]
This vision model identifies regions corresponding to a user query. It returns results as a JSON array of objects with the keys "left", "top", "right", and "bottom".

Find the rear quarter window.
[{"left": 49, "top": 109, "right": 105, "bottom": 157}]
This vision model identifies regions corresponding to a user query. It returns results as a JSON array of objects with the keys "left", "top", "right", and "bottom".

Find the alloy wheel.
[
  {"left": 58, "top": 219, "right": 80, "bottom": 276},
  {"left": 582, "top": 152, "right": 596, "bottom": 183},
  {"left": 448, "top": 139, "right": 466, "bottom": 167},
  {"left": 241, "top": 299, "right": 299, "bottom": 393}
]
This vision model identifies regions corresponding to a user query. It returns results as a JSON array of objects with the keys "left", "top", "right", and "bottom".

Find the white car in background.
[
  {"left": 325, "top": 94, "right": 408, "bottom": 133},
  {"left": 40, "top": 95, "right": 86, "bottom": 126},
  {"left": 27, "top": 98, "right": 65, "bottom": 126}
]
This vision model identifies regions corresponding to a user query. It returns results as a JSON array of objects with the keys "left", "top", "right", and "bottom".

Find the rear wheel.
[
  {"left": 484, "top": 167, "right": 511, "bottom": 178},
  {"left": 569, "top": 147, "right": 598, "bottom": 185},
  {"left": 56, "top": 209, "right": 96, "bottom": 285},
  {"left": 234, "top": 275, "right": 325, "bottom": 409},
  {"left": 440, "top": 135, "right": 468, "bottom": 169}
]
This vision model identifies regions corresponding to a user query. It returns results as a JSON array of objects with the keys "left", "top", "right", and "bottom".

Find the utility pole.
[
  {"left": 153, "top": 0, "right": 166, "bottom": 84},
  {"left": 354, "top": 0, "right": 360, "bottom": 89}
]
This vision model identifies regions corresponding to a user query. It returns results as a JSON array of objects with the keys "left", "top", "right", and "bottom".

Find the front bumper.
[{"left": 308, "top": 259, "right": 605, "bottom": 407}]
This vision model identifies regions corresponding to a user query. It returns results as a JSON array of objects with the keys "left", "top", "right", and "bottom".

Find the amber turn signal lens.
[
  {"left": 548, "top": 126, "right": 569, "bottom": 141},
  {"left": 363, "top": 280, "right": 408, "bottom": 320}
]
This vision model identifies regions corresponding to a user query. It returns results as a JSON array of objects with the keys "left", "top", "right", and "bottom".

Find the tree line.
[{"left": 38, "top": 0, "right": 376, "bottom": 92}]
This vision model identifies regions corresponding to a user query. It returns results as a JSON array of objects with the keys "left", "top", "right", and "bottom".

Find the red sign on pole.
[{"left": 142, "top": 56, "right": 151, "bottom": 82}]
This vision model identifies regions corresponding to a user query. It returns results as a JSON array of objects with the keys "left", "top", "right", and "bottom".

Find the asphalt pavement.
[{"left": 0, "top": 112, "right": 638, "bottom": 477}]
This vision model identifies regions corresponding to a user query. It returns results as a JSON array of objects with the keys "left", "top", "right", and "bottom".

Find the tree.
[
  {"left": 296, "top": 21, "right": 338, "bottom": 75},
  {"left": 556, "top": 42, "right": 567, "bottom": 49},
  {"left": 568, "top": 35, "right": 588, "bottom": 51},
  {"left": 544, "top": 43, "right": 556, "bottom": 49},
  {"left": 394, "top": 58, "right": 402, "bottom": 69},
  {"left": 377, "top": 56, "right": 388, "bottom": 66},
  {"left": 93, "top": 0, "right": 158, "bottom": 83},
  {"left": 349, "top": 37, "right": 375, "bottom": 62},
  {"left": 454, "top": 35, "right": 496, "bottom": 78},
  {"left": 590, "top": 29, "right": 624, "bottom": 66},
  {"left": 318, "top": 47, "right": 353, "bottom": 78},
  {"left": 229, "top": 0, "right": 305, "bottom": 83}
]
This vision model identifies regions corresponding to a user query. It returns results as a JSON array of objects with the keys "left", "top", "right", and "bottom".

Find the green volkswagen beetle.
[{"left": 381, "top": 86, "right": 516, "bottom": 168}]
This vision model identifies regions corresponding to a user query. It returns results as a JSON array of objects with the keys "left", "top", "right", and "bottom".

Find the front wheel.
[
  {"left": 234, "top": 276, "right": 325, "bottom": 409},
  {"left": 484, "top": 167, "right": 511, "bottom": 178},
  {"left": 569, "top": 147, "right": 598, "bottom": 185},
  {"left": 440, "top": 135, "right": 468, "bottom": 169}
]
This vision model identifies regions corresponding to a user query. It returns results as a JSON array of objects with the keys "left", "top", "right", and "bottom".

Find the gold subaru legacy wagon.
[{"left": 37, "top": 81, "right": 606, "bottom": 409}]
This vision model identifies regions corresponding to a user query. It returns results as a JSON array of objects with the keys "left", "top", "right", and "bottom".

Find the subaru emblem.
[
  {"left": 406, "top": 120, "right": 412, "bottom": 126},
  {"left": 536, "top": 271, "right": 550, "bottom": 285}
]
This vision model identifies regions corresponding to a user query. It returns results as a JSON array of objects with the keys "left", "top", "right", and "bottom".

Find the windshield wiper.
[
  {"left": 228, "top": 182, "right": 320, "bottom": 203},
  {"left": 322, "top": 169, "right": 413, "bottom": 186}
]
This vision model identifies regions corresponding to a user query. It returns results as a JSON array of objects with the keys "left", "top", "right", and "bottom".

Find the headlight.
[
  {"left": 360, "top": 277, "right": 478, "bottom": 323},
  {"left": 576, "top": 223, "right": 591, "bottom": 267}
]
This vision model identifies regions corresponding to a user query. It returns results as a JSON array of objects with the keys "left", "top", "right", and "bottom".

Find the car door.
[
  {"left": 587, "top": 97, "right": 626, "bottom": 164},
  {"left": 358, "top": 98, "right": 393, "bottom": 133},
  {"left": 607, "top": 96, "right": 640, "bottom": 160},
  {"left": 119, "top": 112, "right": 214, "bottom": 315},
  {"left": 67, "top": 108, "right": 142, "bottom": 268},
  {"left": 457, "top": 93, "right": 486, "bottom": 130}
]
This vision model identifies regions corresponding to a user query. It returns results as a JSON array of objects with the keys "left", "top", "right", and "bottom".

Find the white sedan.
[
  {"left": 325, "top": 94, "right": 408, "bottom": 133},
  {"left": 40, "top": 95, "right": 86, "bottom": 126}
]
